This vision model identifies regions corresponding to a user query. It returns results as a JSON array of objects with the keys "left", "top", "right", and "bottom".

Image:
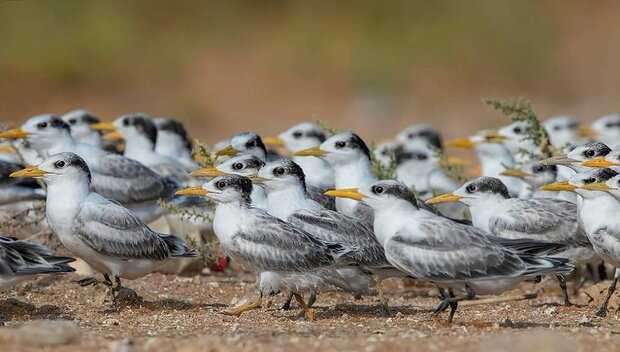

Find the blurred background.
[{"left": 1, "top": 0, "right": 619, "bottom": 141}]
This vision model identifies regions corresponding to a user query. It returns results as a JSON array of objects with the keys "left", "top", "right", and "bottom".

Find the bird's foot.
[
  {"left": 74, "top": 277, "right": 100, "bottom": 287},
  {"left": 222, "top": 300, "right": 262, "bottom": 317}
]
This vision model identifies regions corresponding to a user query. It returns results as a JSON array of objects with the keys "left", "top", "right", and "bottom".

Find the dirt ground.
[{"left": 2, "top": 272, "right": 620, "bottom": 352}]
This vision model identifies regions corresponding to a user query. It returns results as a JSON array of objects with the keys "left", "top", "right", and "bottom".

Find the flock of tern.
[{"left": 1, "top": 110, "right": 620, "bottom": 322}]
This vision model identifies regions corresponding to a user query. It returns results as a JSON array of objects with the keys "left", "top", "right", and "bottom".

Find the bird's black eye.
[
  {"left": 408, "top": 133, "right": 415, "bottom": 139},
  {"left": 584, "top": 150, "right": 595, "bottom": 158},
  {"left": 513, "top": 127, "right": 522, "bottom": 134},
  {"left": 246, "top": 140, "right": 256, "bottom": 148},
  {"left": 372, "top": 185, "right": 384, "bottom": 194},
  {"left": 292, "top": 131, "right": 303, "bottom": 139},
  {"left": 216, "top": 181, "right": 226, "bottom": 189},
  {"left": 122, "top": 119, "right": 129, "bottom": 126},
  {"left": 68, "top": 119, "right": 77, "bottom": 125},
  {"left": 273, "top": 167, "right": 285, "bottom": 176},
  {"left": 37, "top": 122, "right": 48, "bottom": 129},
  {"left": 381, "top": 150, "right": 388, "bottom": 156},
  {"left": 584, "top": 178, "right": 595, "bottom": 184},
  {"left": 54, "top": 160, "right": 66, "bottom": 168},
  {"left": 466, "top": 184, "right": 477, "bottom": 193},
  {"left": 553, "top": 125, "right": 561, "bottom": 131},
  {"left": 232, "top": 163, "right": 243, "bottom": 170},
  {"left": 416, "top": 154, "right": 428, "bottom": 161},
  {"left": 532, "top": 165, "right": 543, "bottom": 173},
  {"left": 335, "top": 141, "right": 346, "bottom": 149}
]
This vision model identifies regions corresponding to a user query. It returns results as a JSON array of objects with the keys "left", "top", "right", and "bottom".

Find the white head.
[
  {"left": 178, "top": 175, "right": 253, "bottom": 205},
  {"left": 501, "top": 162, "right": 558, "bottom": 189},
  {"left": 295, "top": 131, "right": 371, "bottom": 167},
  {"left": 62, "top": 110, "right": 102, "bottom": 144},
  {"left": 153, "top": 117, "right": 193, "bottom": 157},
  {"left": 426, "top": 176, "right": 511, "bottom": 208},
  {"left": 326, "top": 180, "right": 419, "bottom": 213},
  {"left": 10, "top": 152, "right": 91, "bottom": 188},
  {"left": 541, "top": 142, "right": 612, "bottom": 172},
  {"left": 257, "top": 159, "right": 307, "bottom": 193},
  {"left": 268, "top": 122, "right": 328, "bottom": 152},
  {"left": 563, "top": 168, "right": 620, "bottom": 200},
  {"left": 497, "top": 120, "right": 539, "bottom": 158},
  {"left": 112, "top": 113, "right": 158, "bottom": 150},
  {"left": 191, "top": 155, "right": 264, "bottom": 179},
  {"left": 0, "top": 115, "right": 73, "bottom": 153},
  {"left": 543, "top": 115, "right": 580, "bottom": 148},
  {"left": 395, "top": 124, "right": 442, "bottom": 151},
  {"left": 216, "top": 132, "right": 267, "bottom": 161},
  {"left": 590, "top": 113, "right": 620, "bottom": 146}
]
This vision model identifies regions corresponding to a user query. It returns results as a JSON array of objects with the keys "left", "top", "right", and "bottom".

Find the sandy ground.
[{"left": 2, "top": 272, "right": 620, "bottom": 352}]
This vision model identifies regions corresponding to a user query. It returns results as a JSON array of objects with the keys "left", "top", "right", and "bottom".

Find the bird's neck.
[
  {"left": 213, "top": 201, "right": 248, "bottom": 246},
  {"left": 265, "top": 185, "right": 312, "bottom": 220},
  {"left": 579, "top": 194, "right": 620, "bottom": 233},
  {"left": 477, "top": 148, "right": 514, "bottom": 177},
  {"left": 80, "top": 132, "right": 103, "bottom": 148},
  {"left": 333, "top": 157, "right": 376, "bottom": 188},
  {"left": 468, "top": 196, "right": 507, "bottom": 232},
  {"left": 373, "top": 201, "right": 418, "bottom": 246},
  {"left": 124, "top": 137, "right": 156, "bottom": 161},
  {"left": 45, "top": 177, "right": 90, "bottom": 230},
  {"left": 155, "top": 134, "right": 191, "bottom": 160},
  {"left": 33, "top": 133, "right": 75, "bottom": 158}
]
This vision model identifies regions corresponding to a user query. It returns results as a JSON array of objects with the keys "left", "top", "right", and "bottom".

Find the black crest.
[
  {"left": 348, "top": 133, "right": 371, "bottom": 160},
  {"left": 416, "top": 129, "right": 443, "bottom": 151},
  {"left": 306, "top": 129, "right": 327, "bottom": 143},
  {"left": 49, "top": 116, "right": 71, "bottom": 131},
  {"left": 393, "top": 146, "right": 428, "bottom": 165},
  {"left": 373, "top": 181, "right": 418, "bottom": 208},
  {"left": 582, "top": 142, "right": 611, "bottom": 158},
  {"left": 591, "top": 168, "right": 619, "bottom": 182},
  {"left": 157, "top": 118, "right": 192, "bottom": 151},
  {"left": 276, "top": 159, "right": 307, "bottom": 190},
  {"left": 468, "top": 177, "right": 510, "bottom": 198},
  {"left": 123, "top": 114, "right": 158, "bottom": 147},
  {"left": 217, "top": 175, "right": 253, "bottom": 204}
]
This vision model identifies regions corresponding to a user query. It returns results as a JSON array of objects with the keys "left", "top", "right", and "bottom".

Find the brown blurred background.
[{"left": 1, "top": 0, "right": 619, "bottom": 142}]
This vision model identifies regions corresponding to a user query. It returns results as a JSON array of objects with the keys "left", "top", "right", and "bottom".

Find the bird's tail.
[
  {"left": 0, "top": 236, "right": 76, "bottom": 275},
  {"left": 520, "top": 255, "right": 573, "bottom": 277},
  {"left": 161, "top": 234, "right": 198, "bottom": 258},
  {"left": 498, "top": 238, "right": 568, "bottom": 257}
]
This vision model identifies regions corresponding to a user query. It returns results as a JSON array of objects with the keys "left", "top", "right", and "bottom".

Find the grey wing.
[
  {"left": 73, "top": 195, "right": 171, "bottom": 260},
  {"left": 228, "top": 211, "right": 336, "bottom": 272},
  {"left": 287, "top": 209, "right": 388, "bottom": 267},
  {"left": 0, "top": 236, "right": 75, "bottom": 275},
  {"left": 384, "top": 219, "right": 526, "bottom": 281},
  {"left": 90, "top": 154, "right": 169, "bottom": 204},
  {"left": 306, "top": 186, "right": 336, "bottom": 210},
  {"left": 589, "top": 227, "right": 620, "bottom": 261},
  {"left": 352, "top": 202, "right": 374, "bottom": 228},
  {"left": 489, "top": 199, "right": 588, "bottom": 245}
]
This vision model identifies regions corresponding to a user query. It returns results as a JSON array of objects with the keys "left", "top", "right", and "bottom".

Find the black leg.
[
  {"left": 281, "top": 292, "right": 294, "bottom": 310},
  {"left": 74, "top": 277, "right": 99, "bottom": 287},
  {"left": 556, "top": 274, "right": 572, "bottom": 306},
  {"left": 596, "top": 269, "right": 619, "bottom": 317},
  {"left": 306, "top": 292, "right": 317, "bottom": 308},
  {"left": 447, "top": 289, "right": 458, "bottom": 323}
]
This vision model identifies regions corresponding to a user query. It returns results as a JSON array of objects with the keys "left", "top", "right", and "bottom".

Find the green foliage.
[
  {"left": 191, "top": 139, "right": 216, "bottom": 167},
  {"left": 483, "top": 97, "right": 553, "bottom": 158},
  {"left": 369, "top": 142, "right": 397, "bottom": 180},
  {"left": 315, "top": 120, "right": 341, "bottom": 135}
]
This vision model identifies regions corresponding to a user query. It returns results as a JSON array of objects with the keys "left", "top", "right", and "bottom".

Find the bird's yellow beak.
[
  {"left": 581, "top": 157, "right": 620, "bottom": 169},
  {"left": 191, "top": 167, "right": 225, "bottom": 178},
  {"left": 581, "top": 182, "right": 610, "bottom": 192},
  {"left": 541, "top": 181, "right": 577, "bottom": 192},
  {"left": 249, "top": 176, "right": 270, "bottom": 184},
  {"left": 577, "top": 126, "right": 598, "bottom": 139},
  {"left": 500, "top": 168, "right": 531, "bottom": 178},
  {"left": 444, "top": 156, "right": 470, "bottom": 166},
  {"left": 0, "top": 128, "right": 30, "bottom": 140},
  {"left": 263, "top": 137, "right": 285, "bottom": 147},
  {"left": 293, "top": 147, "right": 326, "bottom": 157},
  {"left": 425, "top": 193, "right": 463, "bottom": 205},
  {"left": 215, "top": 145, "right": 238, "bottom": 157},
  {"left": 175, "top": 187, "right": 209, "bottom": 196},
  {"left": 324, "top": 188, "right": 365, "bottom": 201},
  {"left": 9, "top": 166, "right": 48, "bottom": 178},
  {"left": 0, "top": 145, "right": 16, "bottom": 154},
  {"left": 539, "top": 155, "right": 578, "bottom": 166},
  {"left": 484, "top": 131, "right": 508, "bottom": 143},
  {"left": 446, "top": 138, "right": 475, "bottom": 149},
  {"left": 103, "top": 131, "right": 123, "bottom": 141},
  {"left": 90, "top": 122, "right": 116, "bottom": 132}
]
